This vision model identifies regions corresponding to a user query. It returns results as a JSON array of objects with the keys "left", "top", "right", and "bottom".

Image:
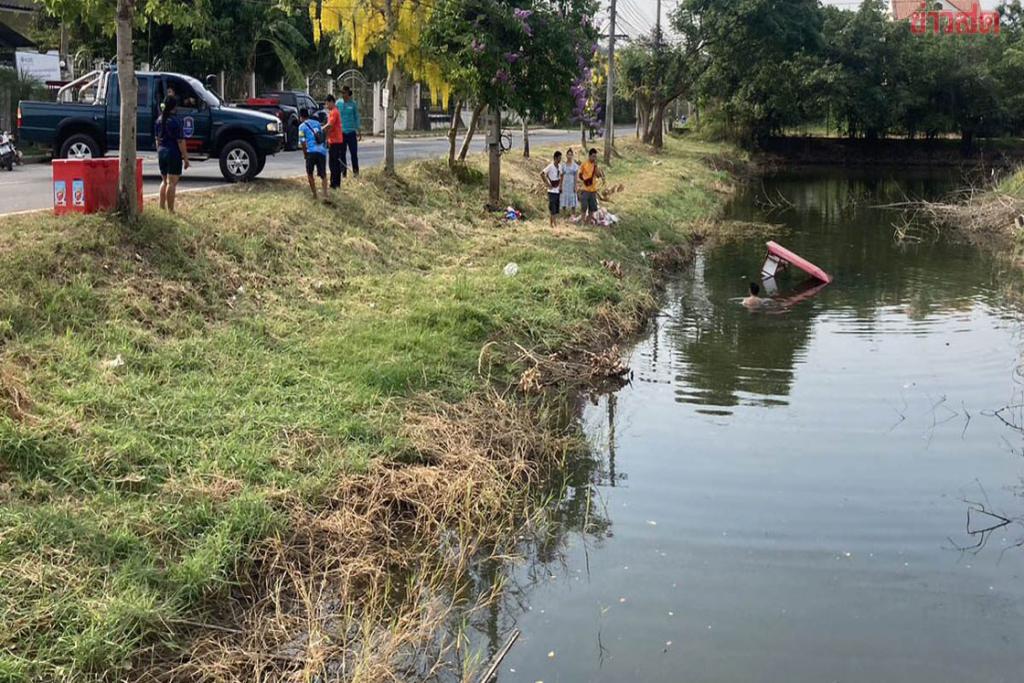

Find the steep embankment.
[{"left": 0, "top": 137, "right": 740, "bottom": 681}]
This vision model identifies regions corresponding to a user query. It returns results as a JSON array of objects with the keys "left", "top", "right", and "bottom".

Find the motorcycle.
[{"left": 0, "top": 131, "right": 19, "bottom": 171}]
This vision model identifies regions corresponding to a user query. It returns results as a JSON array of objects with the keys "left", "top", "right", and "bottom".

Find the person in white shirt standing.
[{"left": 541, "top": 150, "right": 563, "bottom": 228}]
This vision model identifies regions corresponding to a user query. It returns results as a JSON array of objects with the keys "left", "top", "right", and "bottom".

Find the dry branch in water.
[{"left": 878, "top": 183, "right": 1024, "bottom": 243}]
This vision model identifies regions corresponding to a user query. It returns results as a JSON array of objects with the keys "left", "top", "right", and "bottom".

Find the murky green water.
[{"left": 468, "top": 169, "right": 1024, "bottom": 683}]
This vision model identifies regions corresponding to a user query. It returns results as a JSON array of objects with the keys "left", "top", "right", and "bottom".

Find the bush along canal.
[{"left": 459, "top": 168, "right": 1024, "bottom": 683}]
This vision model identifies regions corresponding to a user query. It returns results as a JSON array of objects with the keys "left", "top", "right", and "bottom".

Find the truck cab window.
[{"left": 166, "top": 79, "right": 202, "bottom": 111}]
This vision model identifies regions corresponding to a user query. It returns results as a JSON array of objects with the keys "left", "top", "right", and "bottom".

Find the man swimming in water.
[{"left": 743, "top": 282, "right": 765, "bottom": 308}]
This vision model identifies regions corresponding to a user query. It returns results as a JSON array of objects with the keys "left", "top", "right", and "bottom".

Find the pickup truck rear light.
[{"left": 16, "top": 105, "right": 21, "bottom": 130}]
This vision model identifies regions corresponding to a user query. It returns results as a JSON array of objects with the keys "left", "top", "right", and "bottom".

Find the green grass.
[
  {"left": 0, "top": 136, "right": 735, "bottom": 680},
  {"left": 997, "top": 166, "right": 1024, "bottom": 197}
]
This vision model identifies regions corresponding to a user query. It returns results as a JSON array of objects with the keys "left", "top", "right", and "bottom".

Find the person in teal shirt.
[{"left": 339, "top": 86, "right": 361, "bottom": 177}]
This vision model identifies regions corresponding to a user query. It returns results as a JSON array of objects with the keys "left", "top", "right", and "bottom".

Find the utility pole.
[
  {"left": 656, "top": 0, "right": 662, "bottom": 42},
  {"left": 603, "top": 0, "right": 617, "bottom": 165}
]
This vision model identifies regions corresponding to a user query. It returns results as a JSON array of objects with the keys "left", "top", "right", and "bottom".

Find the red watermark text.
[{"left": 910, "top": 3, "right": 1000, "bottom": 34}]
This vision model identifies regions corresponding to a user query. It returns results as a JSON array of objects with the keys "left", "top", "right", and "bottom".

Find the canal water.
[{"left": 468, "top": 169, "right": 1024, "bottom": 683}]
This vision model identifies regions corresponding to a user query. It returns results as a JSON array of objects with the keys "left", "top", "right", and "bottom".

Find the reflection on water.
[{"left": 461, "top": 168, "right": 1024, "bottom": 683}]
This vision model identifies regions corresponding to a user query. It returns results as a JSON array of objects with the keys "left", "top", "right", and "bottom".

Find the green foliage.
[
  {"left": 0, "top": 69, "right": 49, "bottom": 138},
  {"left": 424, "top": 0, "right": 598, "bottom": 119},
  {"left": 681, "top": 0, "right": 1024, "bottom": 143}
]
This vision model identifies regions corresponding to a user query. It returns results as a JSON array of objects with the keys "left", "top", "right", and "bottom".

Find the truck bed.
[{"left": 18, "top": 101, "right": 103, "bottom": 147}]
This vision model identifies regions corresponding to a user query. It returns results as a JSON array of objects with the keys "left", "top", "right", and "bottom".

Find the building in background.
[{"left": 890, "top": 0, "right": 972, "bottom": 20}]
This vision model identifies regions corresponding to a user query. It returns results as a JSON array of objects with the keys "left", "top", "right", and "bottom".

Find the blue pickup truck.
[{"left": 18, "top": 69, "right": 285, "bottom": 182}]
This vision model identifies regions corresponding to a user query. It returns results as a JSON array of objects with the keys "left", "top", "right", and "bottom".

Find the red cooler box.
[{"left": 52, "top": 158, "right": 144, "bottom": 215}]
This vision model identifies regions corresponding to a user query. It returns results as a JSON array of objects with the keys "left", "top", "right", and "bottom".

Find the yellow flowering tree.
[{"left": 310, "top": 0, "right": 451, "bottom": 173}]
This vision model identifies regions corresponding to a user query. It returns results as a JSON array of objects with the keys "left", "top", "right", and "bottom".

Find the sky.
[{"left": 612, "top": 0, "right": 999, "bottom": 39}]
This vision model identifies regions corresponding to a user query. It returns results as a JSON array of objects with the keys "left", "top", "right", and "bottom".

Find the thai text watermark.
[{"left": 910, "top": 3, "right": 1000, "bottom": 34}]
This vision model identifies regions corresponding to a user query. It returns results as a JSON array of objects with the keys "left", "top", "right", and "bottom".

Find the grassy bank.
[
  {"left": 903, "top": 165, "right": 1024, "bottom": 245},
  {"left": 0, "top": 137, "right": 738, "bottom": 680}
]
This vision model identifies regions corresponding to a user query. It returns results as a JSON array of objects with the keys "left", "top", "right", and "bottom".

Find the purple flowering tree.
[
  {"left": 571, "top": 42, "right": 606, "bottom": 148},
  {"left": 426, "top": 0, "right": 599, "bottom": 203}
]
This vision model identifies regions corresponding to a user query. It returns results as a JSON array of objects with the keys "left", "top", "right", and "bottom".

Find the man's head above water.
[{"left": 749, "top": 282, "right": 760, "bottom": 296}]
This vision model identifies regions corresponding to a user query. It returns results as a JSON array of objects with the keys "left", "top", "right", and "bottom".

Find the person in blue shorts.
[
  {"left": 156, "top": 95, "right": 189, "bottom": 213},
  {"left": 298, "top": 107, "right": 329, "bottom": 201}
]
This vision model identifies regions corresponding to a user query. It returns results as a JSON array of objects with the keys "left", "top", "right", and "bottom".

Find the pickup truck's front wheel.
[
  {"left": 219, "top": 140, "right": 258, "bottom": 182},
  {"left": 60, "top": 133, "right": 101, "bottom": 160}
]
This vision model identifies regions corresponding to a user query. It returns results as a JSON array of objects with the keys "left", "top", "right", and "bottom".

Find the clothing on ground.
[
  {"left": 579, "top": 160, "right": 599, "bottom": 192},
  {"left": 327, "top": 108, "right": 344, "bottom": 145},
  {"left": 339, "top": 100, "right": 361, "bottom": 133},
  {"left": 300, "top": 119, "right": 327, "bottom": 156},
  {"left": 560, "top": 160, "right": 580, "bottom": 208},
  {"left": 543, "top": 162, "right": 561, "bottom": 193}
]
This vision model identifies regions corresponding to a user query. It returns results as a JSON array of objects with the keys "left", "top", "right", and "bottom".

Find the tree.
[
  {"left": 311, "top": 0, "right": 450, "bottom": 174},
  {"left": 116, "top": 0, "right": 138, "bottom": 216},
  {"left": 425, "top": 0, "right": 597, "bottom": 204},
  {"left": 616, "top": 36, "right": 700, "bottom": 148},
  {"left": 685, "top": 0, "right": 823, "bottom": 143}
]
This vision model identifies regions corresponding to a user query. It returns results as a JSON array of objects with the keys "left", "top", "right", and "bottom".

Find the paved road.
[{"left": 0, "top": 128, "right": 612, "bottom": 215}]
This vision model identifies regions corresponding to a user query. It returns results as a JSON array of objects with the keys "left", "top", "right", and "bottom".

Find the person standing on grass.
[
  {"left": 541, "top": 150, "right": 563, "bottom": 228},
  {"left": 560, "top": 148, "right": 580, "bottom": 217},
  {"left": 324, "top": 94, "right": 344, "bottom": 190},
  {"left": 578, "top": 147, "right": 604, "bottom": 224},
  {"left": 338, "top": 85, "right": 361, "bottom": 177},
  {"left": 298, "top": 107, "right": 329, "bottom": 201},
  {"left": 156, "top": 95, "right": 189, "bottom": 213}
]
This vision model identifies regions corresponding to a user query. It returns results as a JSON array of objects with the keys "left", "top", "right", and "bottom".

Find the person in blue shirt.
[
  {"left": 155, "top": 95, "right": 189, "bottom": 213},
  {"left": 298, "top": 107, "right": 329, "bottom": 200},
  {"left": 338, "top": 86, "right": 361, "bottom": 177}
]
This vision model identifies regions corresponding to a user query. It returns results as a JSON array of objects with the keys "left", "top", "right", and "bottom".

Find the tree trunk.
[
  {"left": 651, "top": 102, "right": 667, "bottom": 148},
  {"left": 638, "top": 100, "right": 653, "bottom": 145},
  {"left": 458, "top": 102, "right": 485, "bottom": 161},
  {"left": 383, "top": 67, "right": 396, "bottom": 174},
  {"left": 488, "top": 109, "right": 501, "bottom": 207},
  {"left": 116, "top": 0, "right": 138, "bottom": 218},
  {"left": 648, "top": 102, "right": 667, "bottom": 148},
  {"left": 580, "top": 122, "right": 586, "bottom": 150},
  {"left": 603, "top": 0, "right": 617, "bottom": 165},
  {"left": 521, "top": 115, "right": 530, "bottom": 158},
  {"left": 447, "top": 99, "right": 463, "bottom": 168}
]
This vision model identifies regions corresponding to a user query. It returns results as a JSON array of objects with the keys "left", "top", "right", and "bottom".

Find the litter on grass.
[
  {"left": 503, "top": 262, "right": 519, "bottom": 277},
  {"left": 593, "top": 208, "right": 619, "bottom": 226}
]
